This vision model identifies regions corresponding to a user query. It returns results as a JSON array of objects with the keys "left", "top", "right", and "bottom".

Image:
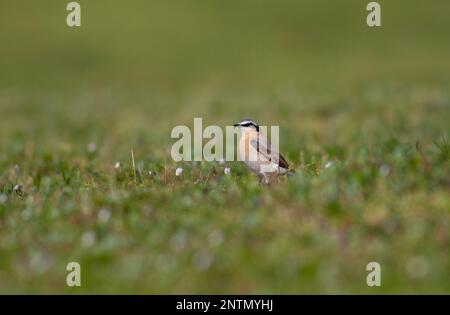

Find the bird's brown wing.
[{"left": 250, "top": 138, "right": 289, "bottom": 170}]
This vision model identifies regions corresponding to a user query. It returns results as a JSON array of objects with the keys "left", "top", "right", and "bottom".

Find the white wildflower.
[
  {"left": 379, "top": 164, "right": 390, "bottom": 177},
  {"left": 98, "top": 207, "right": 112, "bottom": 223},
  {"left": 13, "top": 184, "right": 23, "bottom": 192},
  {"left": 170, "top": 232, "right": 187, "bottom": 253},
  {"left": 406, "top": 256, "right": 429, "bottom": 279},
  {"left": 192, "top": 250, "right": 213, "bottom": 271},
  {"left": 324, "top": 161, "right": 335, "bottom": 169},
  {"left": 155, "top": 254, "right": 175, "bottom": 273},
  {"left": 114, "top": 161, "right": 122, "bottom": 169},
  {"left": 21, "top": 208, "right": 32, "bottom": 221},
  {"left": 87, "top": 142, "right": 97, "bottom": 153},
  {"left": 81, "top": 230, "right": 96, "bottom": 248},
  {"left": 208, "top": 229, "right": 224, "bottom": 247},
  {"left": 29, "top": 252, "right": 52, "bottom": 275},
  {"left": 142, "top": 205, "right": 154, "bottom": 216},
  {"left": 175, "top": 167, "right": 183, "bottom": 176},
  {"left": 224, "top": 167, "right": 231, "bottom": 175},
  {"left": 0, "top": 193, "right": 7, "bottom": 204}
]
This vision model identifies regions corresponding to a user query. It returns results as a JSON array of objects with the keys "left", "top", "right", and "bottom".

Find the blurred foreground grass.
[{"left": 0, "top": 1, "right": 449, "bottom": 293}]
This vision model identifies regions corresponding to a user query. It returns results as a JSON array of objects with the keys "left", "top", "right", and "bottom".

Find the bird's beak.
[{"left": 233, "top": 123, "right": 239, "bottom": 127}]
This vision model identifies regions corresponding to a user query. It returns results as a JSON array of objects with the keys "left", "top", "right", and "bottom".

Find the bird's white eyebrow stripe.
[{"left": 239, "top": 120, "right": 255, "bottom": 125}]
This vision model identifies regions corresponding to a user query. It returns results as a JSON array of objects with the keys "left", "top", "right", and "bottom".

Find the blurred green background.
[{"left": 0, "top": 1, "right": 449, "bottom": 293}]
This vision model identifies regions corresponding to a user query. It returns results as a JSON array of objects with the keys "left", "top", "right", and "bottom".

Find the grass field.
[{"left": 0, "top": 1, "right": 449, "bottom": 293}]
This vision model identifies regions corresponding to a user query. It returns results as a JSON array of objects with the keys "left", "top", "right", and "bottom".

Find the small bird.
[{"left": 234, "top": 119, "right": 291, "bottom": 183}]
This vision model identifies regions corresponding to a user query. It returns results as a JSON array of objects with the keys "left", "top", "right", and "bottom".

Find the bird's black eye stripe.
[{"left": 240, "top": 122, "right": 259, "bottom": 131}]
